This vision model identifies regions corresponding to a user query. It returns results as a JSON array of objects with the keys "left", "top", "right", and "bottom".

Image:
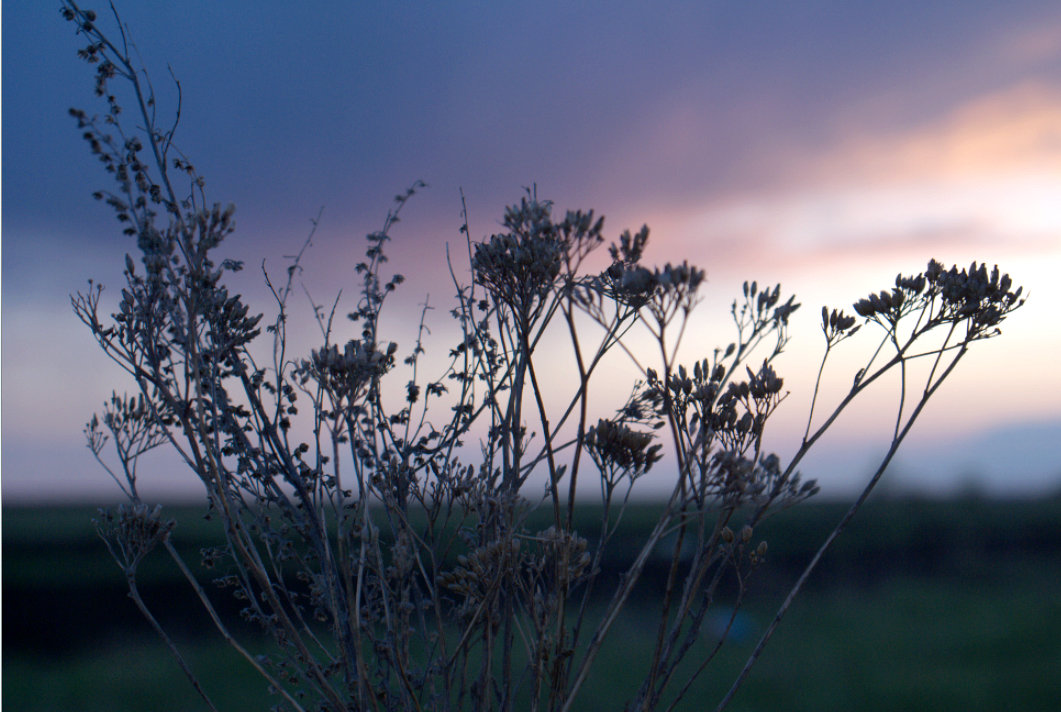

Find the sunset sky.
[{"left": 3, "top": 1, "right": 1059, "bottom": 502}]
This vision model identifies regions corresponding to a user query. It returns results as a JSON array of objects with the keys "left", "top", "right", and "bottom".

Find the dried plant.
[{"left": 62, "top": 3, "right": 1025, "bottom": 711}]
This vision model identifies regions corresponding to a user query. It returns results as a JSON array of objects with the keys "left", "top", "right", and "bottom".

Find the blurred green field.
[{"left": 4, "top": 496, "right": 1061, "bottom": 711}]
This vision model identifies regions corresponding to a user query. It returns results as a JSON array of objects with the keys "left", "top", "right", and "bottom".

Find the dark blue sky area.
[{"left": 6, "top": 2, "right": 1058, "bottom": 259}]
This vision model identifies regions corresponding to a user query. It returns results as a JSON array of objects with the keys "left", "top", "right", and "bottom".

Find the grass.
[
  {"left": 5, "top": 497, "right": 1060, "bottom": 710},
  {"left": 4, "top": 634, "right": 277, "bottom": 712},
  {"left": 6, "top": 562, "right": 1059, "bottom": 710},
  {"left": 577, "top": 559, "right": 1061, "bottom": 711},
  {"left": 717, "top": 570, "right": 1061, "bottom": 711}
]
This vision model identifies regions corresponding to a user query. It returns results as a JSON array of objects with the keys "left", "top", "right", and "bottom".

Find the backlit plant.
[{"left": 63, "top": 3, "right": 1024, "bottom": 711}]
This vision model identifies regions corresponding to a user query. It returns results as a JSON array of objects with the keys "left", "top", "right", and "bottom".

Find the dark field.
[{"left": 4, "top": 496, "right": 1060, "bottom": 711}]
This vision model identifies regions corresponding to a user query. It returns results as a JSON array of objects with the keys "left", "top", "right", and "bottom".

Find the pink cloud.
[
  {"left": 832, "top": 82, "right": 1061, "bottom": 178},
  {"left": 625, "top": 81, "right": 1060, "bottom": 274}
]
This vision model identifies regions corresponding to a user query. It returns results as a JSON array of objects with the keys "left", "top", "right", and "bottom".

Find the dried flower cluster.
[
  {"left": 853, "top": 259, "right": 1023, "bottom": 338},
  {"left": 63, "top": 3, "right": 1023, "bottom": 711}
]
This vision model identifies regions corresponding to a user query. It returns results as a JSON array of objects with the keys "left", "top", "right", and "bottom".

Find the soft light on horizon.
[{"left": 3, "top": 1, "right": 1060, "bottom": 502}]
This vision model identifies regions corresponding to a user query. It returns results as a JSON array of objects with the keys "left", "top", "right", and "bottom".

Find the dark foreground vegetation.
[
  {"left": 50, "top": 3, "right": 1028, "bottom": 708},
  {"left": 5, "top": 494, "right": 1060, "bottom": 711}
]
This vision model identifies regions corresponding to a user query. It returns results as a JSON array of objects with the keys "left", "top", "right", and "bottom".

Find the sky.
[{"left": 2, "top": 1, "right": 1060, "bottom": 503}]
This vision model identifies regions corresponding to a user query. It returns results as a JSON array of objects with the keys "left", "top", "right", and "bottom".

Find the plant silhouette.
[{"left": 62, "top": 3, "right": 1025, "bottom": 710}]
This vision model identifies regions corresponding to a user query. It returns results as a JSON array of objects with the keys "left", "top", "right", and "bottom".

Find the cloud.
[
  {"left": 637, "top": 81, "right": 1061, "bottom": 276},
  {"left": 619, "top": 80, "right": 1061, "bottom": 455},
  {"left": 993, "top": 15, "right": 1061, "bottom": 66},
  {"left": 816, "top": 80, "right": 1061, "bottom": 181}
]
